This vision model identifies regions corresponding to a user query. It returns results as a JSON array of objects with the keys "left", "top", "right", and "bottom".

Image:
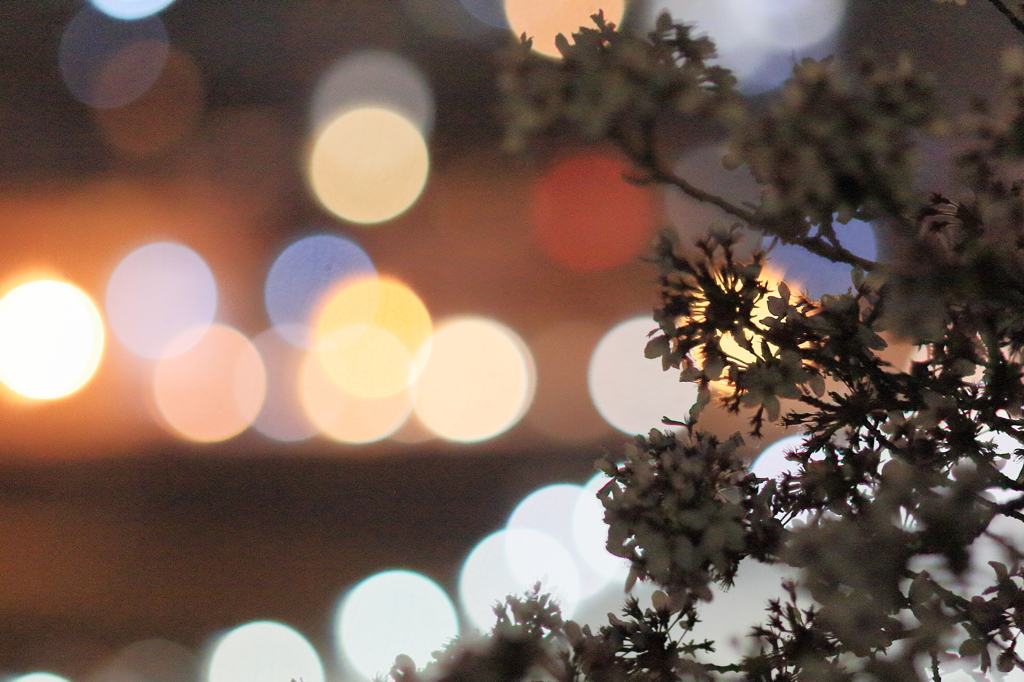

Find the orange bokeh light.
[
  {"left": 299, "top": 351, "right": 412, "bottom": 444},
  {"left": 504, "top": 0, "right": 626, "bottom": 59},
  {"left": 314, "top": 276, "right": 432, "bottom": 398},
  {"left": 152, "top": 324, "right": 266, "bottom": 442},
  {"left": 531, "top": 151, "right": 656, "bottom": 271}
]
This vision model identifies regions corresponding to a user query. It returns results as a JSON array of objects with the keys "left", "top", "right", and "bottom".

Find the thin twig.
[{"left": 986, "top": 0, "right": 1024, "bottom": 38}]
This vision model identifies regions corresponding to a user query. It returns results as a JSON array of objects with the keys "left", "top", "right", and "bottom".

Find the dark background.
[{"left": 0, "top": 0, "right": 1017, "bottom": 677}]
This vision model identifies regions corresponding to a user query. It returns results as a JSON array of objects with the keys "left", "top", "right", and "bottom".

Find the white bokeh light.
[
  {"left": 588, "top": 317, "right": 698, "bottom": 435},
  {"left": 642, "top": 0, "right": 846, "bottom": 92},
  {"left": 8, "top": 674, "right": 74, "bottom": 682},
  {"left": 459, "top": 528, "right": 581, "bottom": 631},
  {"left": 508, "top": 483, "right": 622, "bottom": 598},
  {"left": 89, "top": 0, "right": 177, "bottom": 19},
  {"left": 337, "top": 570, "right": 459, "bottom": 679},
  {"left": 205, "top": 621, "right": 324, "bottom": 682},
  {"left": 105, "top": 242, "right": 217, "bottom": 359},
  {"left": 572, "top": 473, "right": 630, "bottom": 582},
  {"left": 750, "top": 434, "right": 805, "bottom": 480}
]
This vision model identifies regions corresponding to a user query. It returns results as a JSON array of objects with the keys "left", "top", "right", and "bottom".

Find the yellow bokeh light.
[
  {"left": 413, "top": 317, "right": 535, "bottom": 443},
  {"left": 152, "top": 324, "right": 266, "bottom": 442},
  {"left": 308, "top": 107, "right": 429, "bottom": 224},
  {"left": 504, "top": 0, "right": 626, "bottom": 59},
  {"left": 315, "top": 277, "right": 432, "bottom": 398},
  {"left": 0, "top": 280, "right": 104, "bottom": 400},
  {"left": 299, "top": 351, "right": 412, "bottom": 444}
]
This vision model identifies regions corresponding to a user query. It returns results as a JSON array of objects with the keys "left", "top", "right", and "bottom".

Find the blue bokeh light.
[
  {"left": 763, "top": 219, "right": 877, "bottom": 300},
  {"left": 90, "top": 0, "right": 178, "bottom": 20}
]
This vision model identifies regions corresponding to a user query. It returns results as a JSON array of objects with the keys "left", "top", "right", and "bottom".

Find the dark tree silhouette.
[{"left": 397, "top": 4, "right": 1024, "bottom": 681}]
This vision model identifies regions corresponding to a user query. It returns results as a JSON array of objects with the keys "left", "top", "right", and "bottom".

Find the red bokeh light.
[{"left": 529, "top": 152, "right": 656, "bottom": 271}]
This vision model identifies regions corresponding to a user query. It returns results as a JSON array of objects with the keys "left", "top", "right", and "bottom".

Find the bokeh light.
[
  {"left": 90, "top": 638, "right": 198, "bottom": 682},
  {"left": 504, "top": 0, "right": 626, "bottom": 59},
  {"left": 308, "top": 107, "right": 429, "bottom": 225},
  {"left": 94, "top": 48, "right": 204, "bottom": 159},
  {"left": 588, "top": 316, "right": 698, "bottom": 435},
  {"left": 106, "top": 242, "right": 217, "bottom": 359},
  {"left": 314, "top": 277, "right": 431, "bottom": 398},
  {"left": 299, "top": 350, "right": 412, "bottom": 443},
  {"left": 531, "top": 152, "right": 656, "bottom": 271},
  {"left": 264, "top": 234, "right": 376, "bottom": 349},
  {"left": 152, "top": 325, "right": 266, "bottom": 443},
  {"left": 59, "top": 7, "right": 169, "bottom": 109},
  {"left": 642, "top": 0, "right": 846, "bottom": 92},
  {"left": 337, "top": 570, "right": 459, "bottom": 679},
  {"left": 0, "top": 280, "right": 104, "bottom": 400},
  {"left": 206, "top": 621, "right": 324, "bottom": 682},
  {"left": 459, "top": 528, "right": 581, "bottom": 631},
  {"left": 7, "top": 674, "right": 73, "bottom": 682},
  {"left": 508, "top": 483, "right": 619, "bottom": 598},
  {"left": 311, "top": 51, "right": 435, "bottom": 136},
  {"left": 90, "top": 0, "right": 178, "bottom": 20},
  {"left": 251, "top": 329, "right": 318, "bottom": 443},
  {"left": 413, "top": 317, "right": 535, "bottom": 443},
  {"left": 763, "top": 220, "right": 877, "bottom": 300},
  {"left": 572, "top": 472, "right": 630, "bottom": 582},
  {"left": 750, "top": 434, "right": 805, "bottom": 479}
]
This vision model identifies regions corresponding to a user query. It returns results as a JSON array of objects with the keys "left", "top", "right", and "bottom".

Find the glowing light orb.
[
  {"left": 299, "top": 350, "right": 412, "bottom": 444},
  {"left": 264, "top": 234, "right": 375, "bottom": 349},
  {"left": 90, "top": 0, "right": 177, "bottom": 19},
  {"left": 153, "top": 325, "right": 266, "bottom": 443},
  {"left": 308, "top": 107, "right": 429, "bottom": 225},
  {"left": 588, "top": 317, "right": 698, "bottom": 435},
  {"left": 7, "top": 674, "right": 73, "bottom": 682},
  {"left": 106, "top": 242, "right": 217, "bottom": 359},
  {"left": 314, "top": 277, "right": 431, "bottom": 398},
  {"left": 413, "top": 317, "right": 535, "bottom": 443},
  {"left": 572, "top": 473, "right": 630, "bottom": 581},
  {"left": 95, "top": 48, "right": 204, "bottom": 159},
  {"left": 337, "top": 571, "right": 459, "bottom": 679},
  {"left": 311, "top": 51, "right": 435, "bottom": 136},
  {"left": 460, "top": 0, "right": 508, "bottom": 28},
  {"left": 504, "top": 0, "right": 626, "bottom": 59},
  {"left": 251, "top": 329, "right": 318, "bottom": 443},
  {"left": 206, "top": 621, "right": 324, "bottom": 682},
  {"left": 459, "top": 528, "right": 581, "bottom": 631},
  {"left": 531, "top": 152, "right": 655, "bottom": 271},
  {"left": 643, "top": 0, "right": 846, "bottom": 92},
  {"left": 0, "top": 280, "right": 104, "bottom": 400},
  {"left": 751, "top": 434, "right": 805, "bottom": 479},
  {"left": 509, "top": 483, "right": 618, "bottom": 598},
  {"left": 59, "top": 7, "right": 169, "bottom": 108}
]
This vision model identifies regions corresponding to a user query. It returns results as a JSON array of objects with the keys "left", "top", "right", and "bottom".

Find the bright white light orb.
[
  {"left": 508, "top": 483, "right": 619, "bottom": 598},
  {"left": 751, "top": 434, "right": 805, "bottom": 479},
  {"left": 337, "top": 570, "right": 459, "bottom": 679},
  {"left": 588, "top": 317, "right": 697, "bottom": 435},
  {"left": 206, "top": 621, "right": 324, "bottom": 682},
  {"left": 90, "top": 0, "right": 177, "bottom": 19},
  {"left": 8, "top": 674, "right": 74, "bottom": 682},
  {"left": 572, "top": 473, "right": 630, "bottom": 582},
  {"left": 459, "top": 528, "right": 580, "bottom": 631},
  {"left": 0, "top": 280, "right": 105, "bottom": 400}
]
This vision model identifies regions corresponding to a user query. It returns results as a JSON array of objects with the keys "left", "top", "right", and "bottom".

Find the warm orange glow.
[
  {"left": 314, "top": 277, "right": 432, "bottom": 398},
  {"left": 299, "top": 351, "right": 412, "bottom": 444},
  {"left": 531, "top": 152, "right": 655, "bottom": 270},
  {"left": 413, "top": 317, "right": 535, "bottom": 442},
  {"left": 152, "top": 325, "right": 266, "bottom": 442},
  {"left": 308, "top": 107, "right": 429, "bottom": 224},
  {"left": 94, "top": 48, "right": 204, "bottom": 159},
  {"left": 0, "top": 280, "right": 105, "bottom": 400},
  {"left": 504, "top": 0, "right": 626, "bottom": 59}
]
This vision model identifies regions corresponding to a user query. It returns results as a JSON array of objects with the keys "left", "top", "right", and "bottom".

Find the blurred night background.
[{"left": 0, "top": 0, "right": 1017, "bottom": 681}]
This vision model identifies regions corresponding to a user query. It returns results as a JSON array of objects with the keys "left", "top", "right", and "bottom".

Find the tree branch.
[{"left": 985, "top": 0, "right": 1024, "bottom": 38}]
